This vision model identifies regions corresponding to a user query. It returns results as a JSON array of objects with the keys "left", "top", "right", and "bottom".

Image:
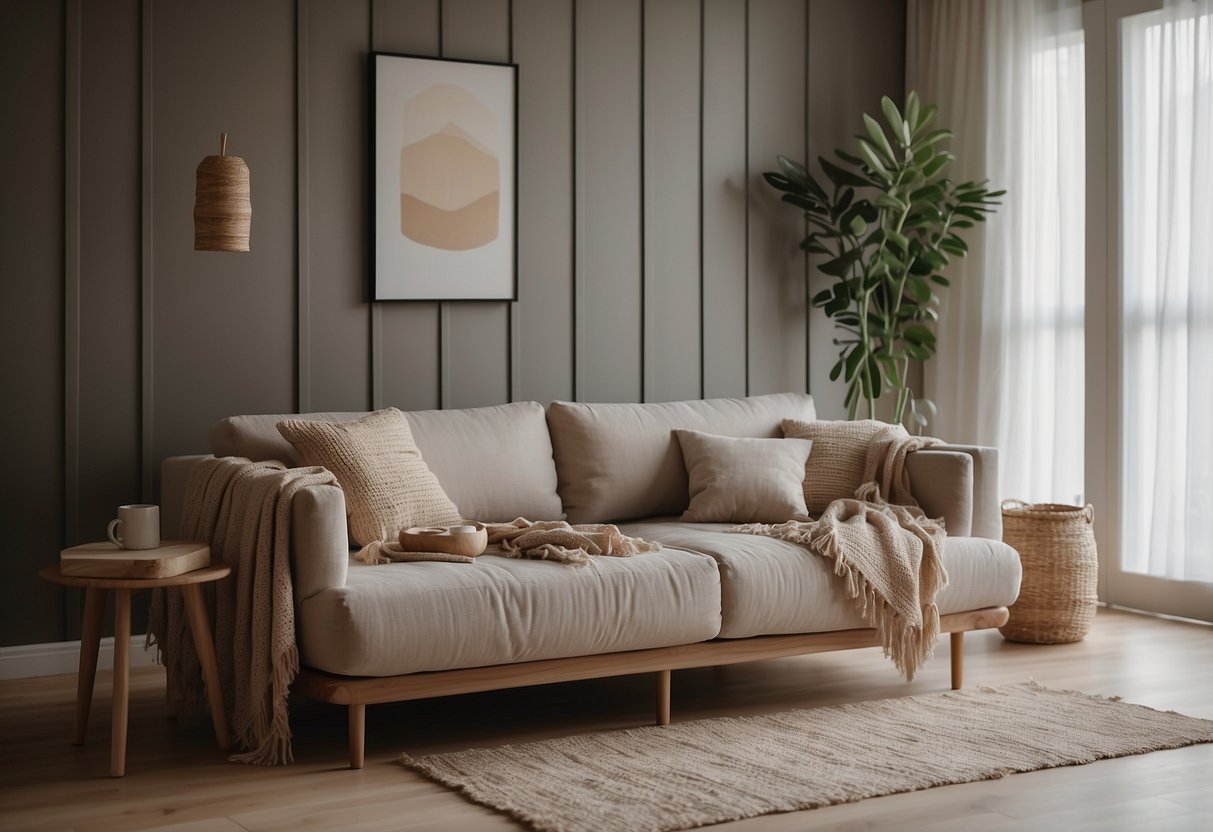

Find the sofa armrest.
[
  {"left": 160, "top": 455, "right": 350, "bottom": 600},
  {"left": 291, "top": 483, "right": 350, "bottom": 601},
  {"left": 906, "top": 450, "right": 973, "bottom": 537},
  {"left": 930, "top": 444, "right": 1001, "bottom": 540}
]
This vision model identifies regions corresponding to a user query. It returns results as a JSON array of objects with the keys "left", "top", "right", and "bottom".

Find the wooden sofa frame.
[{"left": 292, "top": 606, "right": 1010, "bottom": 768}]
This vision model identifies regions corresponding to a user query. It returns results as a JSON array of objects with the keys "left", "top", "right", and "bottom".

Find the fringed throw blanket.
[
  {"left": 734, "top": 425, "right": 946, "bottom": 681},
  {"left": 484, "top": 518, "right": 662, "bottom": 566},
  {"left": 147, "top": 456, "right": 338, "bottom": 765}
]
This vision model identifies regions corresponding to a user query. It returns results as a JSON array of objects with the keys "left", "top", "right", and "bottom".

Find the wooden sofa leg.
[
  {"left": 950, "top": 632, "right": 964, "bottom": 690},
  {"left": 656, "top": 670, "right": 671, "bottom": 726},
  {"left": 349, "top": 704, "right": 365, "bottom": 769}
]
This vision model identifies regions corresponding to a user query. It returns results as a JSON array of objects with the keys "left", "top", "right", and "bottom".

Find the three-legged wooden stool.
[{"left": 38, "top": 563, "right": 232, "bottom": 776}]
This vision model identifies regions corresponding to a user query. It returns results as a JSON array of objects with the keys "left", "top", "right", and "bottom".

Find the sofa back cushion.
[
  {"left": 547, "top": 393, "right": 817, "bottom": 524},
  {"left": 210, "top": 401, "right": 563, "bottom": 522}
]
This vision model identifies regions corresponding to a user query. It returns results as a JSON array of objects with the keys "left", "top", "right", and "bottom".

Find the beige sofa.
[{"left": 161, "top": 393, "right": 1020, "bottom": 768}]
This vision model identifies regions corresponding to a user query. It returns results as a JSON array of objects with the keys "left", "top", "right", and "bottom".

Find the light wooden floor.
[{"left": 1, "top": 607, "right": 1210, "bottom": 832}]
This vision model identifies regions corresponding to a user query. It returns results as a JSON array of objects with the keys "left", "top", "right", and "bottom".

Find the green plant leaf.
[
  {"left": 858, "top": 139, "right": 890, "bottom": 177},
  {"left": 875, "top": 194, "right": 906, "bottom": 213},
  {"left": 922, "top": 153, "right": 952, "bottom": 179},
  {"left": 811, "top": 288, "right": 833, "bottom": 306},
  {"left": 905, "top": 276, "right": 932, "bottom": 303},
  {"left": 835, "top": 148, "right": 866, "bottom": 167},
  {"left": 780, "top": 193, "right": 816, "bottom": 212},
  {"left": 777, "top": 155, "right": 811, "bottom": 186},
  {"left": 906, "top": 90, "right": 921, "bottom": 132},
  {"left": 911, "top": 103, "right": 938, "bottom": 137},
  {"left": 829, "top": 359, "right": 844, "bottom": 382},
  {"left": 819, "top": 157, "right": 873, "bottom": 189},
  {"left": 917, "top": 128, "right": 952, "bottom": 148},
  {"left": 820, "top": 248, "right": 864, "bottom": 277},
  {"left": 863, "top": 114, "right": 897, "bottom": 165},
  {"left": 848, "top": 214, "right": 868, "bottom": 236},
  {"left": 881, "top": 96, "right": 904, "bottom": 134},
  {"left": 844, "top": 345, "right": 866, "bottom": 381},
  {"left": 904, "top": 323, "right": 936, "bottom": 345}
]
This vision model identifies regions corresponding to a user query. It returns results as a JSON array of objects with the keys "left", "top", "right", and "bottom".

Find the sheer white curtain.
[
  {"left": 1121, "top": 0, "right": 1213, "bottom": 582},
  {"left": 907, "top": 0, "right": 1086, "bottom": 504}
]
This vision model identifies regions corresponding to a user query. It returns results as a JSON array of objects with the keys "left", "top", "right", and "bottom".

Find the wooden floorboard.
[{"left": 0, "top": 607, "right": 1209, "bottom": 831}]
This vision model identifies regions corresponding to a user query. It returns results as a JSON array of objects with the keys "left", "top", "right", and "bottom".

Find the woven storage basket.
[{"left": 999, "top": 500, "right": 1098, "bottom": 644}]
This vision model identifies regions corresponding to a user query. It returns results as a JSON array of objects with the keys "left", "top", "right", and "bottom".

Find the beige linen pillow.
[
  {"left": 277, "top": 408, "right": 462, "bottom": 547},
  {"left": 674, "top": 429, "right": 813, "bottom": 523},
  {"left": 781, "top": 418, "right": 893, "bottom": 515}
]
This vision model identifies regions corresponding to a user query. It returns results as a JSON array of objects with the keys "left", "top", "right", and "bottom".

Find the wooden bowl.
[{"left": 398, "top": 523, "right": 488, "bottom": 557}]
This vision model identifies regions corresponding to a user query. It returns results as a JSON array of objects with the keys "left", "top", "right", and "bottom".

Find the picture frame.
[{"left": 370, "top": 52, "right": 518, "bottom": 301}]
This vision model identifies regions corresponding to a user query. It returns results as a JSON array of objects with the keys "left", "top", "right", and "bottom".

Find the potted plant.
[{"left": 764, "top": 91, "right": 1002, "bottom": 428}]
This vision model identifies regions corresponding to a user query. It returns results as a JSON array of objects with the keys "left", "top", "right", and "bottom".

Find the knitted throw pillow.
[
  {"left": 674, "top": 429, "right": 813, "bottom": 523},
  {"left": 781, "top": 418, "right": 892, "bottom": 515},
  {"left": 277, "top": 408, "right": 462, "bottom": 547}
]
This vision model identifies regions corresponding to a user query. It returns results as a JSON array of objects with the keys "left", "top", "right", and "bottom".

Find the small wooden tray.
[
  {"left": 398, "top": 524, "right": 488, "bottom": 558},
  {"left": 60, "top": 540, "right": 211, "bottom": 579}
]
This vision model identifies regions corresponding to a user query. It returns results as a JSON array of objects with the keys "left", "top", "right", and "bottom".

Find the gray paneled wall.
[{"left": 0, "top": 0, "right": 905, "bottom": 648}]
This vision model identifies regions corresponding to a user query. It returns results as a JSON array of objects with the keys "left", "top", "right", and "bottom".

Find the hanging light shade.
[{"left": 194, "top": 132, "right": 251, "bottom": 252}]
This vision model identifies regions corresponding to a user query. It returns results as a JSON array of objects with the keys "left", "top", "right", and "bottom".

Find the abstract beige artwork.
[
  {"left": 373, "top": 53, "right": 515, "bottom": 300},
  {"left": 400, "top": 84, "right": 501, "bottom": 251}
]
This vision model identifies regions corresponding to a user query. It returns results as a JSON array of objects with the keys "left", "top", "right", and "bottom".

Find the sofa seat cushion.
[
  {"left": 620, "top": 521, "right": 1022, "bottom": 639},
  {"left": 297, "top": 548, "right": 722, "bottom": 677}
]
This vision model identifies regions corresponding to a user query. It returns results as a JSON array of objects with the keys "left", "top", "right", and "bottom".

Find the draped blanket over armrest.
[
  {"left": 147, "top": 456, "right": 337, "bottom": 765},
  {"left": 733, "top": 425, "right": 947, "bottom": 681}
]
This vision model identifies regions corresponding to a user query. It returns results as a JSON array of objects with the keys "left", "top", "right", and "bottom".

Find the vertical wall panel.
[
  {"left": 375, "top": 0, "right": 443, "bottom": 412},
  {"left": 79, "top": 0, "right": 141, "bottom": 546},
  {"left": 303, "top": 0, "right": 372, "bottom": 412},
  {"left": 515, "top": 0, "right": 574, "bottom": 404},
  {"left": 746, "top": 0, "right": 806, "bottom": 396},
  {"left": 701, "top": 0, "right": 748, "bottom": 398},
  {"left": 151, "top": 0, "right": 297, "bottom": 468},
  {"left": 807, "top": 0, "right": 906, "bottom": 418},
  {"left": 643, "top": 0, "right": 702, "bottom": 402},
  {"left": 441, "top": 0, "right": 511, "bottom": 409},
  {"left": 575, "top": 0, "right": 642, "bottom": 403},
  {"left": 0, "top": 0, "right": 65, "bottom": 647},
  {"left": 75, "top": 0, "right": 143, "bottom": 639}
]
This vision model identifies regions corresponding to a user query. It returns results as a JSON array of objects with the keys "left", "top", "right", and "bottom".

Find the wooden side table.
[{"left": 39, "top": 561, "right": 232, "bottom": 777}]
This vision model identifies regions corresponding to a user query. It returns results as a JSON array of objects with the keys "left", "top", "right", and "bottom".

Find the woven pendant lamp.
[{"left": 194, "top": 133, "right": 251, "bottom": 252}]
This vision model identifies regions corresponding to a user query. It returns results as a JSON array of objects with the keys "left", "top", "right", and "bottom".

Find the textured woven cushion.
[
  {"left": 277, "top": 408, "right": 462, "bottom": 547},
  {"left": 781, "top": 418, "right": 892, "bottom": 515},
  {"left": 547, "top": 393, "right": 817, "bottom": 524},
  {"left": 675, "top": 430, "right": 813, "bottom": 523}
]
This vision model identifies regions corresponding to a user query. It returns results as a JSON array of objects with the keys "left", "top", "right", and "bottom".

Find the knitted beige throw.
[
  {"left": 484, "top": 518, "right": 662, "bottom": 566},
  {"left": 147, "top": 456, "right": 337, "bottom": 765},
  {"left": 734, "top": 425, "right": 946, "bottom": 681}
]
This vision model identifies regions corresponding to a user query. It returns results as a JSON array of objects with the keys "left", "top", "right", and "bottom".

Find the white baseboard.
[{"left": 0, "top": 635, "right": 159, "bottom": 681}]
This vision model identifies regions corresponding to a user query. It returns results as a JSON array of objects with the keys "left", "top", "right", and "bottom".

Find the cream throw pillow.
[
  {"left": 781, "top": 418, "right": 892, "bottom": 515},
  {"left": 277, "top": 408, "right": 462, "bottom": 547},
  {"left": 674, "top": 429, "right": 813, "bottom": 523}
]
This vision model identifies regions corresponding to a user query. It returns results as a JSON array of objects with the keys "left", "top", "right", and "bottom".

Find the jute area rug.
[{"left": 401, "top": 682, "right": 1213, "bottom": 832}]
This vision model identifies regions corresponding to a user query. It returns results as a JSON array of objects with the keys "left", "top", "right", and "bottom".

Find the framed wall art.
[{"left": 370, "top": 52, "right": 518, "bottom": 301}]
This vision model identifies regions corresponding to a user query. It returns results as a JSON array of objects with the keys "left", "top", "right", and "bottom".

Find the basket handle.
[{"left": 1083, "top": 504, "right": 1095, "bottom": 524}]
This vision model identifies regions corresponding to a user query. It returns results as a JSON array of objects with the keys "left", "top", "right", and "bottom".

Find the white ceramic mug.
[{"left": 107, "top": 504, "right": 161, "bottom": 550}]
